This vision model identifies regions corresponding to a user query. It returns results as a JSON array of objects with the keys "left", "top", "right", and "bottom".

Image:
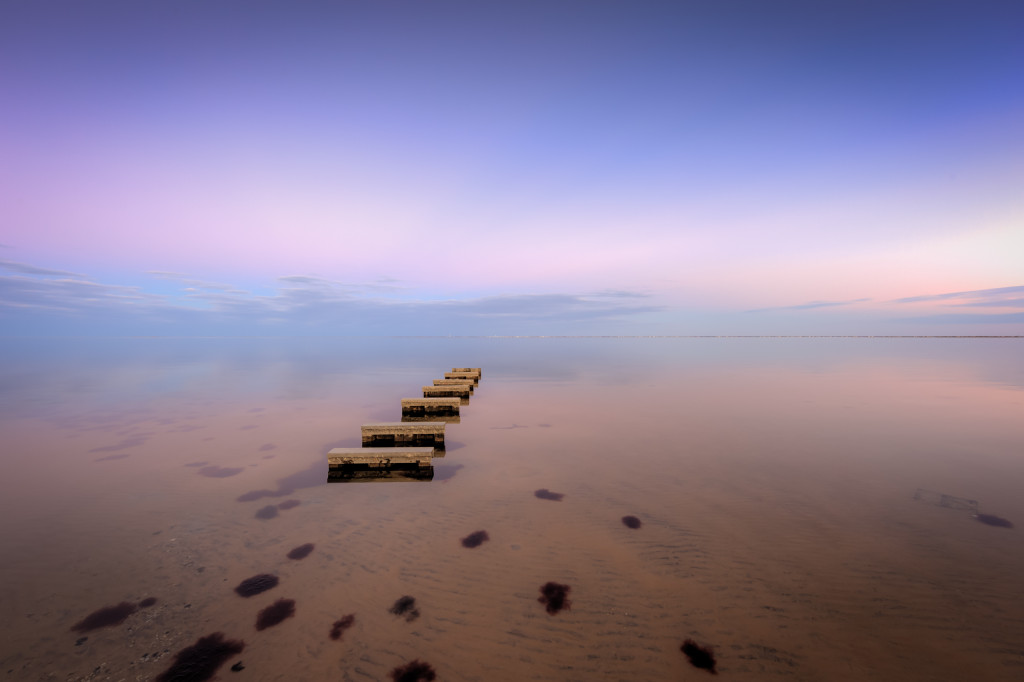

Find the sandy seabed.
[{"left": 1, "top": 340, "right": 1022, "bottom": 681}]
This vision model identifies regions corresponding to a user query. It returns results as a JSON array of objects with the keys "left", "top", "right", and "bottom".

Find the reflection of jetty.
[
  {"left": 423, "top": 385, "right": 472, "bottom": 400},
  {"left": 328, "top": 466, "right": 434, "bottom": 482},
  {"left": 445, "top": 371, "right": 479, "bottom": 384},
  {"left": 362, "top": 422, "right": 445, "bottom": 448},
  {"left": 328, "top": 368, "right": 482, "bottom": 483}
]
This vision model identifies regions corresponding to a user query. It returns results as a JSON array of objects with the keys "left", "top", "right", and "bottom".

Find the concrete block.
[
  {"left": 361, "top": 422, "right": 446, "bottom": 448},
  {"left": 328, "top": 446, "right": 435, "bottom": 467}
]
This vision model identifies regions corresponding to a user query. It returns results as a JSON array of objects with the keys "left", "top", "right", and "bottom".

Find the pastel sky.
[{"left": 2, "top": 0, "right": 1022, "bottom": 336}]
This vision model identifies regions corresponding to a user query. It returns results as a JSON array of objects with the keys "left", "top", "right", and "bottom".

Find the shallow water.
[{"left": 1, "top": 337, "right": 1022, "bottom": 681}]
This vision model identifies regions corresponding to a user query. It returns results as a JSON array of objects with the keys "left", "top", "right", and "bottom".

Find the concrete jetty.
[
  {"left": 445, "top": 371, "right": 479, "bottom": 384},
  {"left": 401, "top": 397, "right": 461, "bottom": 416},
  {"left": 423, "top": 385, "right": 472, "bottom": 401},
  {"left": 432, "top": 379, "right": 475, "bottom": 392},
  {"left": 361, "top": 421, "right": 446, "bottom": 448},
  {"left": 328, "top": 446, "right": 434, "bottom": 467}
]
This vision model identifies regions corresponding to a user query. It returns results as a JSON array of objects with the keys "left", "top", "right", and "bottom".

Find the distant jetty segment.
[
  {"left": 401, "top": 397, "right": 461, "bottom": 416},
  {"left": 432, "top": 379, "right": 475, "bottom": 393},
  {"left": 445, "top": 371, "right": 479, "bottom": 385},
  {"left": 423, "top": 385, "right": 472, "bottom": 401},
  {"left": 452, "top": 367, "right": 481, "bottom": 379},
  {"left": 361, "top": 422, "right": 446, "bottom": 449},
  {"left": 328, "top": 447, "right": 434, "bottom": 468}
]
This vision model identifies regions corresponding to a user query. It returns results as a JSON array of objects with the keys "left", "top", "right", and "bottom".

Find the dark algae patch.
[
  {"left": 155, "top": 632, "right": 244, "bottom": 682},
  {"left": 255, "top": 505, "right": 279, "bottom": 520},
  {"left": 286, "top": 543, "right": 314, "bottom": 560},
  {"left": 138, "top": 597, "right": 158, "bottom": 608},
  {"left": 390, "top": 659, "right": 436, "bottom": 681},
  {"left": 234, "top": 574, "right": 279, "bottom": 598},
  {"left": 197, "top": 465, "right": 243, "bottom": 478},
  {"left": 71, "top": 602, "right": 137, "bottom": 632},
  {"left": 461, "top": 530, "right": 489, "bottom": 548},
  {"left": 976, "top": 513, "right": 1014, "bottom": 528},
  {"left": 255, "top": 598, "right": 296, "bottom": 631},
  {"left": 681, "top": 638, "right": 718, "bottom": 674},
  {"left": 329, "top": 614, "right": 355, "bottom": 641},
  {"left": 534, "top": 488, "right": 564, "bottom": 501},
  {"left": 622, "top": 515, "right": 642, "bottom": 529},
  {"left": 538, "top": 582, "right": 571, "bottom": 615},
  {"left": 389, "top": 595, "right": 420, "bottom": 622},
  {"left": 277, "top": 499, "right": 301, "bottom": 510}
]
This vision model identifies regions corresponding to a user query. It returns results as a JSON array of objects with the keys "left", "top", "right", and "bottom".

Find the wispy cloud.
[
  {"left": 893, "top": 285, "right": 1024, "bottom": 325},
  {"left": 588, "top": 289, "right": 652, "bottom": 299},
  {"left": 952, "top": 297, "right": 1024, "bottom": 309},
  {"left": 432, "top": 293, "right": 662, "bottom": 321},
  {"left": 893, "top": 285, "right": 1024, "bottom": 304},
  {"left": 1, "top": 261, "right": 661, "bottom": 335},
  {"left": 746, "top": 298, "right": 871, "bottom": 313},
  {"left": 147, "top": 271, "right": 250, "bottom": 295},
  {"left": 0, "top": 259, "right": 86, "bottom": 278},
  {"left": 0, "top": 274, "right": 164, "bottom": 313}
]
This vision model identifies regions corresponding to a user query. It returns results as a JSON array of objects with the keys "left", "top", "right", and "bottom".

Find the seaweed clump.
[
  {"left": 461, "top": 530, "right": 489, "bottom": 548},
  {"left": 71, "top": 602, "right": 138, "bottom": 633},
  {"left": 198, "top": 465, "right": 243, "bottom": 478},
  {"left": 255, "top": 598, "right": 296, "bottom": 631},
  {"left": 976, "top": 514, "right": 1014, "bottom": 528},
  {"left": 681, "top": 638, "right": 717, "bottom": 674},
  {"left": 534, "top": 489, "right": 564, "bottom": 501},
  {"left": 390, "top": 659, "right": 436, "bottom": 681},
  {"left": 389, "top": 596, "right": 420, "bottom": 622},
  {"left": 329, "top": 614, "right": 355, "bottom": 641},
  {"left": 234, "top": 574, "right": 279, "bottom": 598},
  {"left": 621, "top": 515, "right": 642, "bottom": 529},
  {"left": 155, "top": 632, "right": 245, "bottom": 682},
  {"left": 255, "top": 505, "right": 279, "bottom": 520},
  {"left": 538, "top": 582, "right": 571, "bottom": 615},
  {"left": 286, "top": 543, "right": 315, "bottom": 560}
]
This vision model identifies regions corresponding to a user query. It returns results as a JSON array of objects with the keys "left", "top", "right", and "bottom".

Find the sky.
[{"left": 1, "top": 0, "right": 1022, "bottom": 336}]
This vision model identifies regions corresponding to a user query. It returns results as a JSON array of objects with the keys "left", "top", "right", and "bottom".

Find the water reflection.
[{"left": 327, "top": 464, "right": 435, "bottom": 483}]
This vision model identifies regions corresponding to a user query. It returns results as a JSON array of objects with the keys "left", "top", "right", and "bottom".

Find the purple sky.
[{"left": 1, "top": 0, "right": 1022, "bottom": 336}]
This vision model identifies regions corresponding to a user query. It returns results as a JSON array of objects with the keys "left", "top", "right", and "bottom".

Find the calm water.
[{"left": 1, "top": 337, "right": 1022, "bottom": 681}]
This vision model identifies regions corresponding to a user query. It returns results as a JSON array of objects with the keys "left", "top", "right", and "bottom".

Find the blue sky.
[{"left": 1, "top": 0, "right": 1022, "bottom": 335}]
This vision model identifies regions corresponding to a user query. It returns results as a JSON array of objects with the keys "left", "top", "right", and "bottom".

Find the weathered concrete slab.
[
  {"left": 328, "top": 446, "right": 435, "bottom": 467},
  {"left": 361, "top": 422, "right": 446, "bottom": 448},
  {"left": 444, "top": 372, "right": 479, "bottom": 384},
  {"left": 452, "top": 367, "right": 482, "bottom": 379},
  {"left": 423, "top": 385, "right": 472, "bottom": 400},
  {"left": 432, "top": 379, "right": 474, "bottom": 392},
  {"left": 401, "top": 397, "right": 461, "bottom": 415}
]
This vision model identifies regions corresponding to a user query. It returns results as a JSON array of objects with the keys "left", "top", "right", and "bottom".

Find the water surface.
[{"left": 1, "top": 337, "right": 1022, "bottom": 680}]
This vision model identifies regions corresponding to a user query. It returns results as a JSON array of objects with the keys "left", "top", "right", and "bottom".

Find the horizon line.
[{"left": 2, "top": 335, "right": 1022, "bottom": 340}]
